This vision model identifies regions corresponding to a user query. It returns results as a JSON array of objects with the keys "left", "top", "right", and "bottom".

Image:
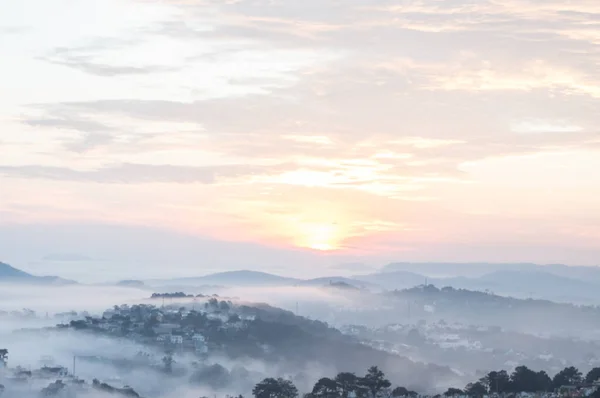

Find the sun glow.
[{"left": 299, "top": 223, "right": 341, "bottom": 251}]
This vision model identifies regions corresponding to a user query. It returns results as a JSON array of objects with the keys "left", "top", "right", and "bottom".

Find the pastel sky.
[{"left": 1, "top": 0, "right": 600, "bottom": 280}]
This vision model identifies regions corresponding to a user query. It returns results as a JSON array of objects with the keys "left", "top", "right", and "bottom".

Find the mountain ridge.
[{"left": 0, "top": 261, "right": 76, "bottom": 285}]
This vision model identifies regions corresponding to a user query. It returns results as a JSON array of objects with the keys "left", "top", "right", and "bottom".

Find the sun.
[
  {"left": 302, "top": 223, "right": 340, "bottom": 251},
  {"left": 310, "top": 242, "right": 334, "bottom": 251}
]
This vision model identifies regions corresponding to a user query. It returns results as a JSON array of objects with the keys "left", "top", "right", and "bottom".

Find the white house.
[
  {"left": 192, "top": 334, "right": 206, "bottom": 344},
  {"left": 170, "top": 335, "right": 183, "bottom": 345}
]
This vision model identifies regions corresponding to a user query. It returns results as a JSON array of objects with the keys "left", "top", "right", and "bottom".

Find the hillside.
[
  {"left": 299, "top": 276, "right": 373, "bottom": 289},
  {"left": 355, "top": 267, "right": 600, "bottom": 304},
  {"left": 147, "top": 265, "right": 600, "bottom": 305},
  {"left": 150, "top": 271, "right": 373, "bottom": 290},
  {"left": 63, "top": 298, "right": 462, "bottom": 392},
  {"left": 0, "top": 261, "right": 33, "bottom": 278},
  {"left": 380, "top": 262, "right": 600, "bottom": 282},
  {"left": 0, "top": 262, "right": 75, "bottom": 285},
  {"left": 353, "top": 271, "right": 429, "bottom": 290},
  {"left": 156, "top": 270, "right": 301, "bottom": 287},
  {"left": 387, "top": 285, "right": 600, "bottom": 334}
]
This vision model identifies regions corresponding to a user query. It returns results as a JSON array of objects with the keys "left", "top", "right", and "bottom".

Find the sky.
[{"left": 1, "top": 0, "right": 600, "bottom": 280}]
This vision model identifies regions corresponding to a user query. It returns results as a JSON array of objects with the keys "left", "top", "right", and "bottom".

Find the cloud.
[
  {"left": 41, "top": 45, "right": 180, "bottom": 77},
  {"left": 2, "top": 0, "right": 600, "bottom": 259},
  {"left": 510, "top": 119, "right": 584, "bottom": 134},
  {"left": 0, "top": 163, "right": 280, "bottom": 184}
]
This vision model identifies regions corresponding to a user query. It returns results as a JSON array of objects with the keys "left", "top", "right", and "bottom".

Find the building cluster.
[{"left": 63, "top": 301, "right": 251, "bottom": 358}]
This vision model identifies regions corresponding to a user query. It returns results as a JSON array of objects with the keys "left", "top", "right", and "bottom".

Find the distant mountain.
[
  {"left": 325, "top": 281, "right": 361, "bottom": 291},
  {"left": 115, "top": 279, "right": 146, "bottom": 288},
  {"left": 0, "top": 261, "right": 34, "bottom": 278},
  {"left": 353, "top": 270, "right": 429, "bottom": 290},
  {"left": 387, "top": 284, "right": 600, "bottom": 334},
  {"left": 441, "top": 269, "right": 600, "bottom": 303},
  {"left": 355, "top": 266, "right": 600, "bottom": 304},
  {"left": 380, "top": 262, "right": 600, "bottom": 282},
  {"left": 152, "top": 271, "right": 378, "bottom": 290},
  {"left": 541, "top": 264, "right": 600, "bottom": 285},
  {"left": 146, "top": 264, "right": 600, "bottom": 304},
  {"left": 0, "top": 261, "right": 75, "bottom": 285},
  {"left": 381, "top": 262, "right": 543, "bottom": 278},
  {"left": 157, "top": 270, "right": 301, "bottom": 287},
  {"left": 299, "top": 276, "right": 374, "bottom": 289}
]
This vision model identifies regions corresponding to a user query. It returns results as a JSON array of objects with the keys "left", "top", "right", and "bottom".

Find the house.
[
  {"left": 153, "top": 324, "right": 179, "bottom": 335},
  {"left": 156, "top": 335, "right": 169, "bottom": 342},
  {"left": 192, "top": 334, "right": 206, "bottom": 344},
  {"left": 170, "top": 335, "right": 183, "bottom": 345}
]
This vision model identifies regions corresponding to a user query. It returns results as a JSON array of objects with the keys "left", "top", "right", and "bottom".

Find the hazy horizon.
[{"left": 1, "top": 222, "right": 600, "bottom": 282}]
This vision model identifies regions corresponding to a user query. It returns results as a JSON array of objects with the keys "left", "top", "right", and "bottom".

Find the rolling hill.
[
  {"left": 0, "top": 261, "right": 75, "bottom": 284},
  {"left": 150, "top": 270, "right": 373, "bottom": 290},
  {"left": 153, "top": 270, "right": 301, "bottom": 287}
]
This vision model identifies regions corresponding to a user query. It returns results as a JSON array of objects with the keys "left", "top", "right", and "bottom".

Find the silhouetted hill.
[
  {"left": 299, "top": 276, "right": 373, "bottom": 289},
  {"left": 353, "top": 270, "right": 429, "bottom": 290},
  {"left": 453, "top": 270, "right": 600, "bottom": 301},
  {"left": 152, "top": 272, "right": 375, "bottom": 290},
  {"left": 381, "top": 262, "right": 542, "bottom": 278},
  {"left": 160, "top": 270, "right": 300, "bottom": 287},
  {"left": 0, "top": 261, "right": 33, "bottom": 278},
  {"left": 116, "top": 280, "right": 146, "bottom": 288},
  {"left": 0, "top": 262, "right": 75, "bottom": 285},
  {"left": 381, "top": 262, "right": 600, "bottom": 282},
  {"left": 357, "top": 266, "right": 600, "bottom": 304},
  {"left": 387, "top": 285, "right": 600, "bottom": 333}
]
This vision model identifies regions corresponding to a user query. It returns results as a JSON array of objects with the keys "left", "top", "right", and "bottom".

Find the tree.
[
  {"left": 206, "top": 298, "right": 219, "bottom": 310},
  {"left": 465, "top": 382, "right": 487, "bottom": 397},
  {"left": 162, "top": 354, "right": 174, "bottom": 373},
  {"left": 392, "top": 387, "right": 409, "bottom": 397},
  {"left": 41, "top": 380, "right": 66, "bottom": 396},
  {"left": 393, "top": 387, "right": 417, "bottom": 397},
  {"left": 553, "top": 367, "right": 583, "bottom": 389},
  {"left": 335, "top": 373, "right": 361, "bottom": 398},
  {"left": 483, "top": 370, "right": 510, "bottom": 393},
  {"left": 586, "top": 368, "right": 600, "bottom": 384},
  {"left": 312, "top": 378, "right": 340, "bottom": 398},
  {"left": 360, "top": 366, "right": 391, "bottom": 398},
  {"left": 0, "top": 349, "right": 7, "bottom": 367},
  {"left": 510, "top": 366, "right": 539, "bottom": 392},
  {"left": 535, "top": 371, "right": 553, "bottom": 392},
  {"left": 253, "top": 378, "right": 299, "bottom": 398},
  {"left": 443, "top": 388, "right": 463, "bottom": 397},
  {"left": 219, "top": 300, "right": 231, "bottom": 312}
]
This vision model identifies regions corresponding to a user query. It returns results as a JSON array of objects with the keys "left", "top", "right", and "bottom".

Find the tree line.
[
  {"left": 460, "top": 366, "right": 600, "bottom": 396},
  {"left": 250, "top": 365, "right": 600, "bottom": 398},
  {"left": 252, "top": 366, "right": 402, "bottom": 398}
]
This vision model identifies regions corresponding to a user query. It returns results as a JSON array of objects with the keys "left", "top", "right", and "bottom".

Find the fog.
[
  {"left": 0, "top": 284, "right": 149, "bottom": 314},
  {"left": 0, "top": 285, "right": 342, "bottom": 398},
  {"left": 3, "top": 278, "right": 600, "bottom": 398},
  {"left": 0, "top": 282, "right": 455, "bottom": 398}
]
